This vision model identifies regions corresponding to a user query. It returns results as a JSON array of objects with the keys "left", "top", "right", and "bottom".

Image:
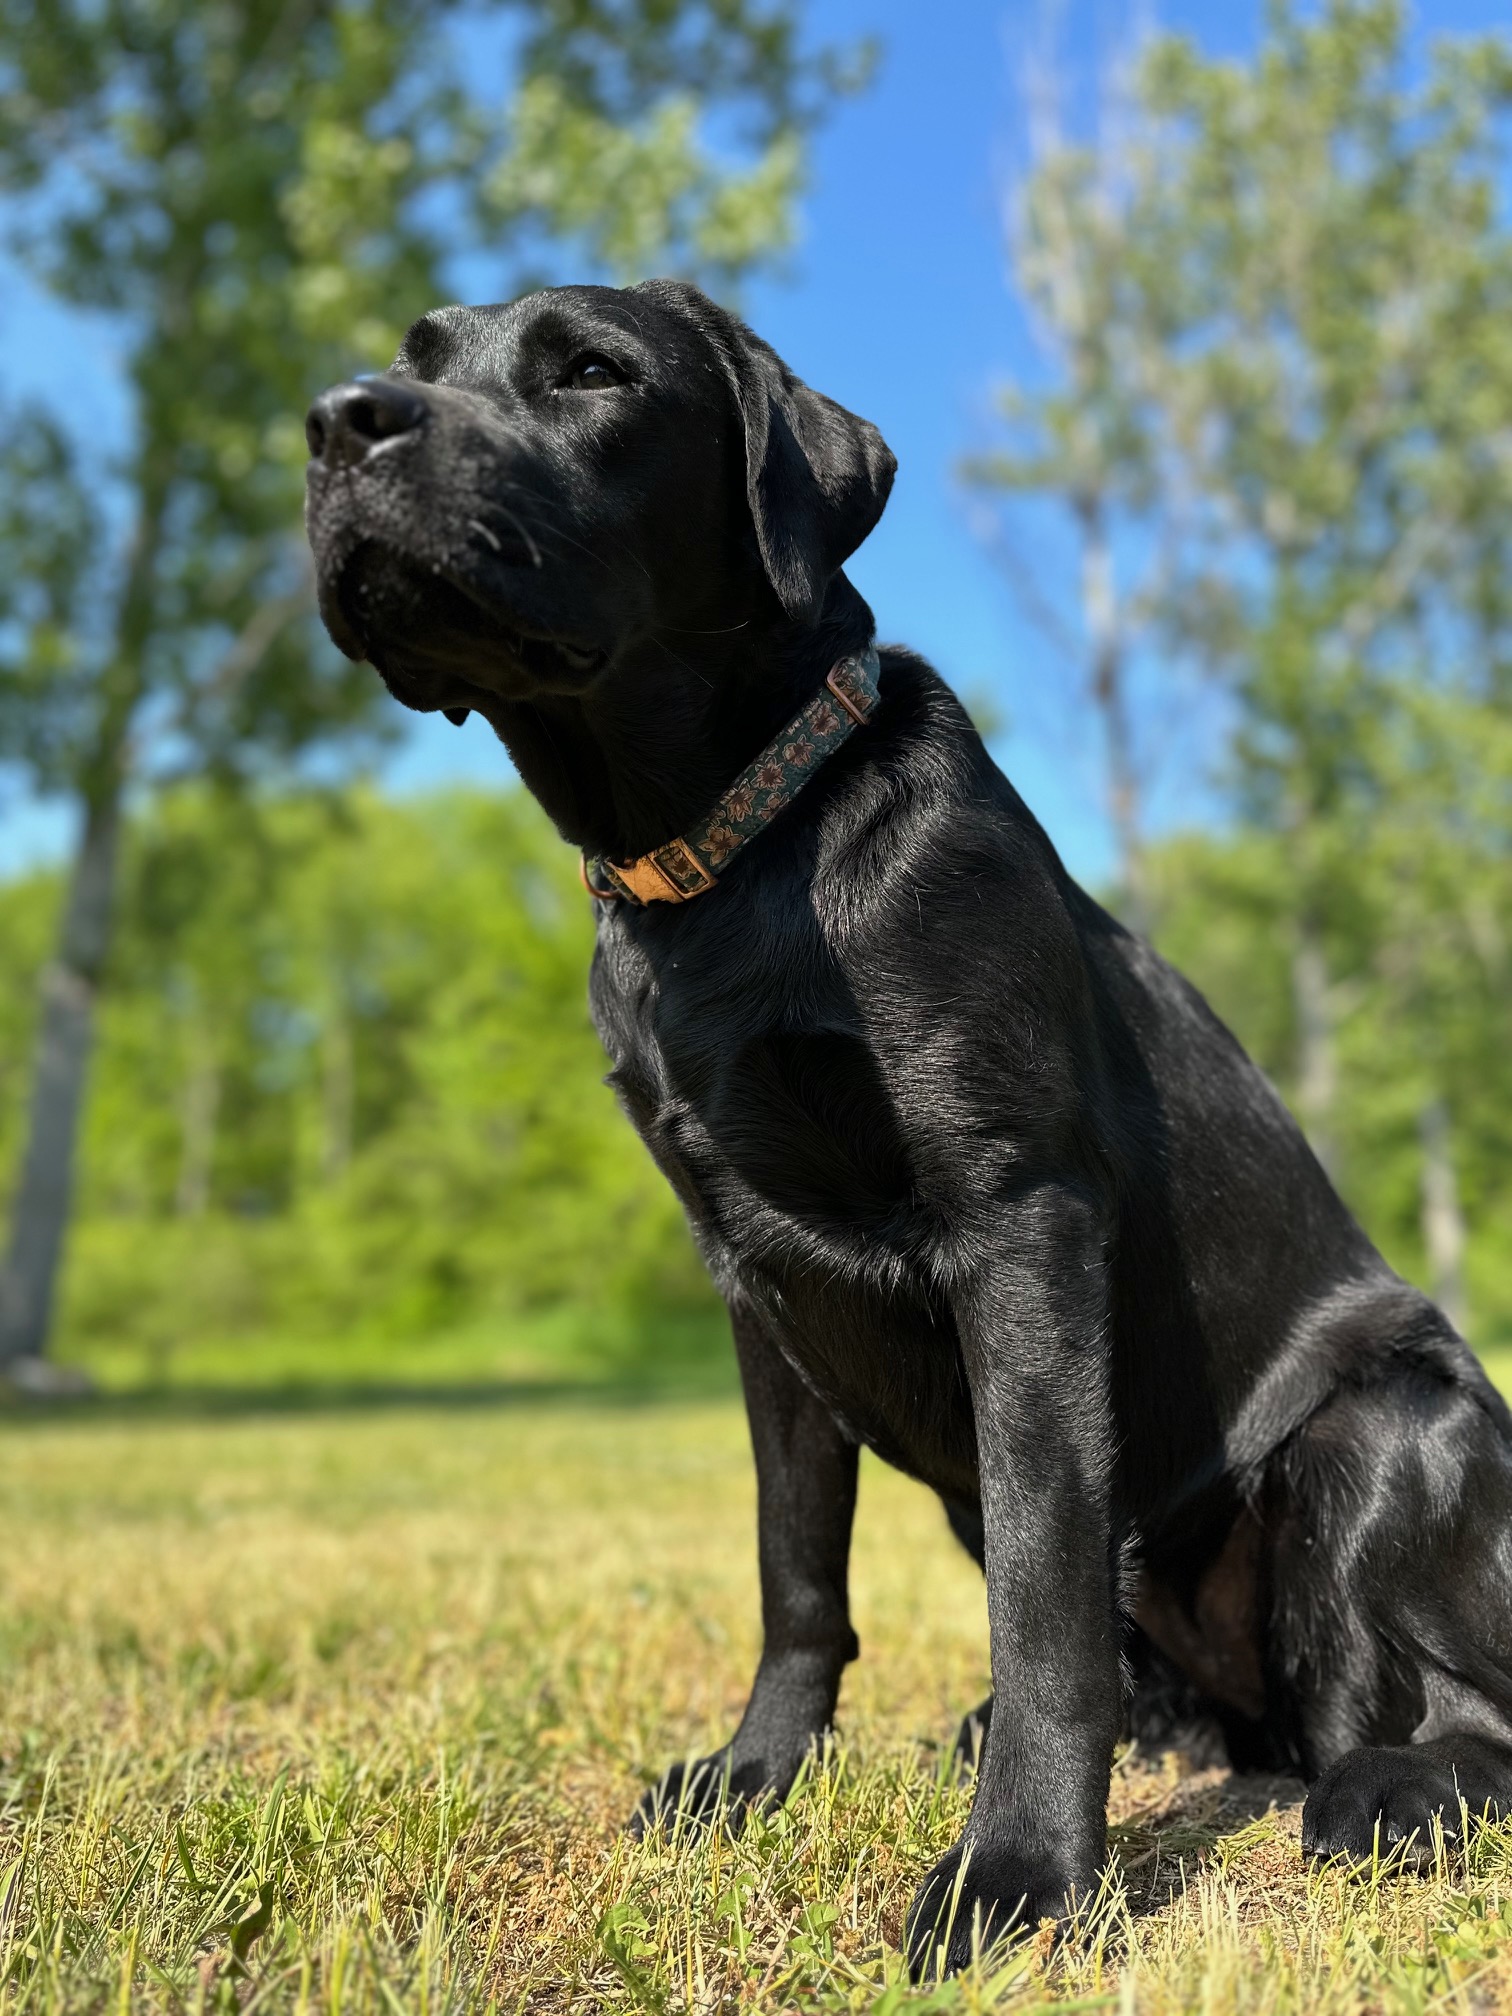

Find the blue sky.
[{"left": 3, "top": 0, "right": 1507, "bottom": 884}]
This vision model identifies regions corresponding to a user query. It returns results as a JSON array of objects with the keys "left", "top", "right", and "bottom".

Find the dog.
[{"left": 304, "top": 279, "right": 1512, "bottom": 1979}]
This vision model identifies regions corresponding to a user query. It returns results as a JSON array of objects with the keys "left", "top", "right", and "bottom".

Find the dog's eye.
[{"left": 559, "top": 354, "right": 624, "bottom": 392}]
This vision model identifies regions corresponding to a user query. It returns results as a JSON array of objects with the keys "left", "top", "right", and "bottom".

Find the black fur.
[{"left": 305, "top": 280, "right": 1512, "bottom": 1980}]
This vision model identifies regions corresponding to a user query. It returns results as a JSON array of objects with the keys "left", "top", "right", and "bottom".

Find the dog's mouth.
[{"left": 318, "top": 538, "right": 608, "bottom": 711}]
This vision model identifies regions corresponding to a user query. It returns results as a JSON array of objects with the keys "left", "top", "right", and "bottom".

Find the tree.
[
  {"left": 0, "top": 784, "right": 720, "bottom": 1383},
  {"left": 0, "top": 0, "right": 847, "bottom": 1375},
  {"left": 964, "top": 55, "right": 1166, "bottom": 933},
  {"left": 973, "top": 0, "right": 1512, "bottom": 1333}
]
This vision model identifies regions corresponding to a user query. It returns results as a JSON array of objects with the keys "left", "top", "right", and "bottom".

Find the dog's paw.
[
  {"left": 628, "top": 1752, "right": 733, "bottom": 1838},
  {"left": 904, "top": 1837, "right": 1076, "bottom": 1982},
  {"left": 951, "top": 1694, "right": 994, "bottom": 1776},
  {"left": 1302, "top": 1740, "right": 1512, "bottom": 1872},
  {"left": 628, "top": 1749, "right": 798, "bottom": 1840}
]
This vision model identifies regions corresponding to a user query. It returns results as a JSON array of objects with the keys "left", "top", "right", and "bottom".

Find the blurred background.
[{"left": 3, "top": 0, "right": 1511, "bottom": 1400}]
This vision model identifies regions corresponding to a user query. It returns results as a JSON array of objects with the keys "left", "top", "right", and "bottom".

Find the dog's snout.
[{"left": 306, "top": 378, "right": 428, "bottom": 467}]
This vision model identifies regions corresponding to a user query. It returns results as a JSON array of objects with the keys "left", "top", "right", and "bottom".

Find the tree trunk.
[
  {"left": 0, "top": 787, "right": 123, "bottom": 1364},
  {"left": 1291, "top": 915, "right": 1339, "bottom": 1180},
  {"left": 0, "top": 484, "right": 163, "bottom": 1370},
  {"left": 1076, "top": 493, "right": 1148, "bottom": 935},
  {"left": 1418, "top": 1093, "right": 1469, "bottom": 1338}
]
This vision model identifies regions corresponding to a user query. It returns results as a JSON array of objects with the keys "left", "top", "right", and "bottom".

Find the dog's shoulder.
[
  {"left": 811, "top": 649, "right": 1082, "bottom": 925},
  {"left": 808, "top": 649, "right": 1107, "bottom": 1043}
]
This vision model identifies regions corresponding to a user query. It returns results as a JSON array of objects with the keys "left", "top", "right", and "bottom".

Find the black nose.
[{"left": 306, "top": 378, "right": 428, "bottom": 467}]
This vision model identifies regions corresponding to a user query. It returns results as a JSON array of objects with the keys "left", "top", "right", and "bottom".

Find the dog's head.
[{"left": 304, "top": 280, "right": 896, "bottom": 720}]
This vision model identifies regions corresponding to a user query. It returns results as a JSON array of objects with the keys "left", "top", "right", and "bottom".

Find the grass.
[
  {"left": 5, "top": 1383, "right": 1512, "bottom": 2012},
  {"left": 51, "top": 1307, "right": 735, "bottom": 1404}
]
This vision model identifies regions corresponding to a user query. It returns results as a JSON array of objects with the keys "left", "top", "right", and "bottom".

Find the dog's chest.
[{"left": 590, "top": 927, "right": 978, "bottom": 1489}]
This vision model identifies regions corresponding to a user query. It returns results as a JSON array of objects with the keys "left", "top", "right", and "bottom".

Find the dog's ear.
[
  {"left": 727, "top": 330, "right": 897, "bottom": 625},
  {"left": 637, "top": 281, "right": 896, "bottom": 625}
]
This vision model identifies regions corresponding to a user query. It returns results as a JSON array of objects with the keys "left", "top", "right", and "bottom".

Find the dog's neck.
[{"left": 476, "top": 575, "right": 878, "bottom": 861}]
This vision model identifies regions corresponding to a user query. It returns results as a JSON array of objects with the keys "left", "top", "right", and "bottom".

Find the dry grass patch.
[{"left": 2, "top": 1393, "right": 1511, "bottom": 2011}]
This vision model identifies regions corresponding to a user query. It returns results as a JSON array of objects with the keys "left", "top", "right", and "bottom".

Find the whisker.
[
  {"left": 491, "top": 479, "right": 653, "bottom": 585},
  {"left": 463, "top": 477, "right": 653, "bottom": 588},
  {"left": 494, "top": 505, "right": 544, "bottom": 570},
  {"left": 646, "top": 635, "right": 716, "bottom": 692},
  {"left": 653, "top": 618, "right": 753, "bottom": 638},
  {"left": 469, "top": 506, "right": 543, "bottom": 570}
]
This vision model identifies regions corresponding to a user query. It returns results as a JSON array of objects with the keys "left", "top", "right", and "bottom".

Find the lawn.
[{"left": 4, "top": 1382, "right": 1512, "bottom": 2013}]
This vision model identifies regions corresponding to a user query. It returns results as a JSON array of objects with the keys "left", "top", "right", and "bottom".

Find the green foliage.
[
  {"left": 0, "top": 411, "right": 101, "bottom": 791},
  {"left": 0, "top": 0, "right": 851, "bottom": 1363},
  {"left": 974, "top": 0, "right": 1512, "bottom": 1343},
  {"left": 0, "top": 0, "right": 840, "bottom": 800},
  {"left": 0, "top": 787, "right": 721, "bottom": 1381},
  {"left": 13, "top": 771, "right": 1502, "bottom": 1385},
  {"left": 1143, "top": 814, "right": 1512, "bottom": 1351},
  {"left": 487, "top": 75, "right": 805, "bottom": 281}
]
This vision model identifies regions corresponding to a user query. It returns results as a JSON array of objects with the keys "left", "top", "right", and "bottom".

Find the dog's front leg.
[
  {"left": 631, "top": 1297, "right": 859, "bottom": 1836},
  {"left": 906, "top": 1182, "right": 1120, "bottom": 1980}
]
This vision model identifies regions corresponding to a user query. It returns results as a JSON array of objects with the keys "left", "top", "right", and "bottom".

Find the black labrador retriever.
[{"left": 304, "top": 279, "right": 1512, "bottom": 1978}]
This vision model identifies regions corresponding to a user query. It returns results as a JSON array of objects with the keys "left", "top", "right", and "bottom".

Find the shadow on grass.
[
  {"left": 1112, "top": 1761, "right": 1308, "bottom": 1918},
  {"left": 0, "top": 1365, "right": 741, "bottom": 1426}
]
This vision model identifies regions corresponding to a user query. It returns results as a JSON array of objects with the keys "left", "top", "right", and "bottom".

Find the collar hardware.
[
  {"left": 581, "top": 643, "right": 881, "bottom": 907},
  {"left": 825, "top": 662, "right": 872, "bottom": 726}
]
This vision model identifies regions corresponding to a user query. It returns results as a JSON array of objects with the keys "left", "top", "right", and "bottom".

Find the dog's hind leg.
[
  {"left": 939, "top": 1494, "right": 1218, "bottom": 1774},
  {"left": 631, "top": 1298, "right": 859, "bottom": 1837},
  {"left": 936, "top": 1494, "right": 996, "bottom": 1771},
  {"left": 1269, "top": 1363, "right": 1512, "bottom": 1866},
  {"left": 1304, "top": 1732, "right": 1512, "bottom": 1869}
]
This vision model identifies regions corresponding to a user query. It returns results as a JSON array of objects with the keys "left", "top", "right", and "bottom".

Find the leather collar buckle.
[
  {"left": 581, "top": 836, "right": 715, "bottom": 904},
  {"left": 581, "top": 642, "right": 881, "bottom": 907}
]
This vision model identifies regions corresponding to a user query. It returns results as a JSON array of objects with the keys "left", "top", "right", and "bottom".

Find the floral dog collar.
[{"left": 580, "top": 645, "right": 882, "bottom": 906}]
